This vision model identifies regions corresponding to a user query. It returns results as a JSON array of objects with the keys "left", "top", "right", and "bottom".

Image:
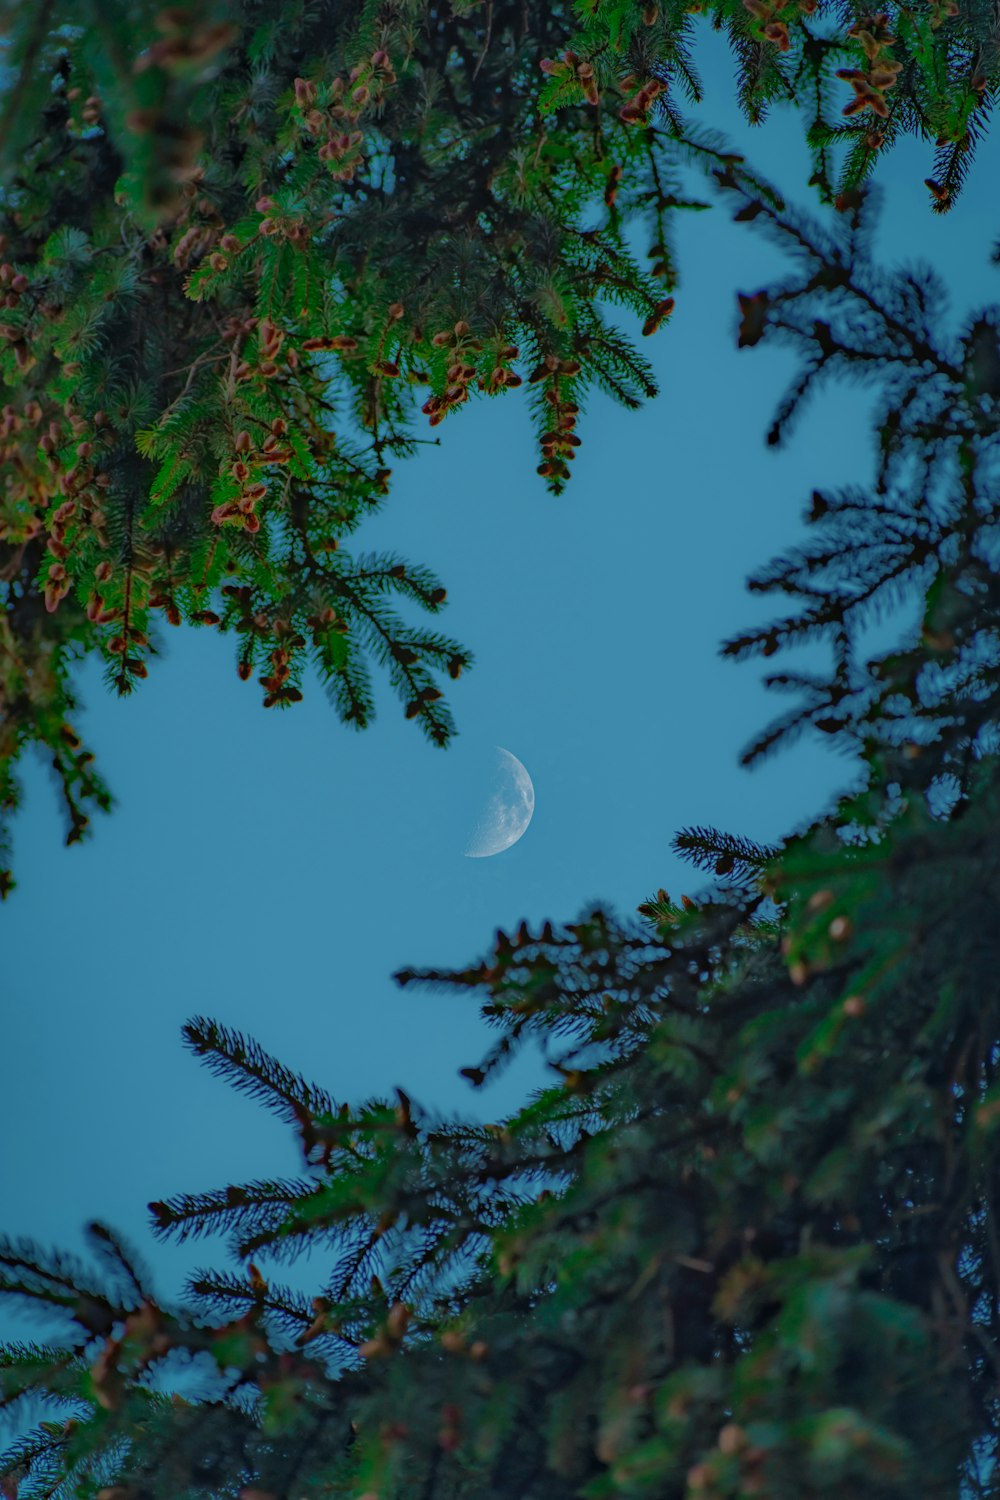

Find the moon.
[{"left": 464, "top": 747, "right": 535, "bottom": 858}]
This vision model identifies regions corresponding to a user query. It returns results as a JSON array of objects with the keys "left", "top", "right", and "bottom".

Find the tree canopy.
[
  {"left": 3, "top": 5, "right": 1000, "bottom": 1499},
  {"left": 0, "top": 0, "right": 996, "bottom": 892},
  {"left": 3, "top": 162, "right": 1000, "bottom": 1496}
]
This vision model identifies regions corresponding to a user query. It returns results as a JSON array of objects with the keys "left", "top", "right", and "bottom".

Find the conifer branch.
[
  {"left": 82, "top": 1223, "right": 151, "bottom": 1309},
  {"left": 181, "top": 1017, "right": 337, "bottom": 1126},
  {"left": 672, "top": 825, "right": 781, "bottom": 878}
]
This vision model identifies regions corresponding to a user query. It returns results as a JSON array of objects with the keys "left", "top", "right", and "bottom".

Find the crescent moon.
[{"left": 464, "top": 747, "right": 535, "bottom": 858}]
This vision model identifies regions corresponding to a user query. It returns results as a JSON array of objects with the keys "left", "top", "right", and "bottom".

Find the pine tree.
[
  {"left": 0, "top": 0, "right": 995, "bottom": 895},
  {"left": 3, "top": 169, "right": 1000, "bottom": 1499}
]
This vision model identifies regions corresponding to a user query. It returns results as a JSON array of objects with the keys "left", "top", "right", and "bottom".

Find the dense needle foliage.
[
  {"left": 3, "top": 173, "right": 1000, "bottom": 1498},
  {"left": 4, "top": 4, "right": 1000, "bottom": 1497},
  {"left": 0, "top": 0, "right": 996, "bottom": 892},
  {"left": 0, "top": 0, "right": 680, "bottom": 894}
]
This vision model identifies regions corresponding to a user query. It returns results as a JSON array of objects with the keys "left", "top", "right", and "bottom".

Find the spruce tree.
[
  {"left": 0, "top": 0, "right": 995, "bottom": 894},
  {"left": 3, "top": 171, "right": 999, "bottom": 1500}
]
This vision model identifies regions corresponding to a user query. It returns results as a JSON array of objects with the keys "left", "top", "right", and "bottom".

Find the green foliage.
[
  {"left": 0, "top": 0, "right": 732, "bottom": 895},
  {"left": 715, "top": 174, "right": 1000, "bottom": 815},
  {"left": 547, "top": 0, "right": 999, "bottom": 208},
  {"left": 1, "top": 0, "right": 994, "bottom": 894},
  {"left": 1, "top": 4, "right": 999, "bottom": 1495},
  {"left": 3, "top": 178, "right": 1000, "bottom": 1499}
]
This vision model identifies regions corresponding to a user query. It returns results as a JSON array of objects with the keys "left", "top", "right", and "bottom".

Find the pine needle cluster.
[{"left": 548, "top": 0, "right": 1000, "bottom": 209}]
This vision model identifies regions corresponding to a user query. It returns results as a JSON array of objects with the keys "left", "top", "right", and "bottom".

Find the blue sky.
[{"left": 4, "top": 32, "right": 1000, "bottom": 1302}]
